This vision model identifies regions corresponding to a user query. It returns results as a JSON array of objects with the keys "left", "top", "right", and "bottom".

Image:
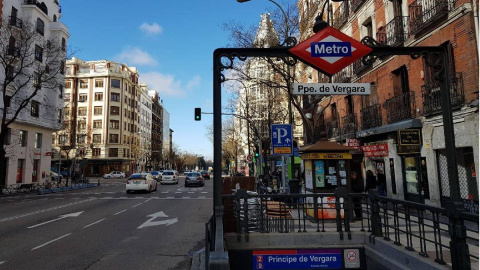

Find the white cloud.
[
  {"left": 140, "top": 72, "right": 202, "bottom": 97},
  {"left": 139, "top": 22, "right": 163, "bottom": 35},
  {"left": 114, "top": 47, "right": 158, "bottom": 66}
]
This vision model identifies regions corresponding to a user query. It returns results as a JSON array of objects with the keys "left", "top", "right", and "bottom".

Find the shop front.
[{"left": 299, "top": 141, "right": 357, "bottom": 220}]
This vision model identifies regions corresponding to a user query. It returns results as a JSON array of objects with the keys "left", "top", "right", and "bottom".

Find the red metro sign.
[{"left": 289, "top": 27, "right": 372, "bottom": 75}]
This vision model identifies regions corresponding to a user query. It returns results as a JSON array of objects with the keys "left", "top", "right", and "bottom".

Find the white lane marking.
[
  {"left": 0, "top": 199, "right": 95, "bottom": 223},
  {"left": 198, "top": 196, "right": 206, "bottom": 199},
  {"left": 201, "top": 192, "right": 208, "bottom": 194},
  {"left": 175, "top": 192, "right": 181, "bottom": 193},
  {"left": 131, "top": 203, "right": 142, "bottom": 208},
  {"left": 114, "top": 209, "right": 128, "bottom": 215},
  {"left": 188, "top": 192, "right": 194, "bottom": 194},
  {"left": 82, "top": 218, "right": 106, "bottom": 229},
  {"left": 28, "top": 211, "right": 84, "bottom": 229},
  {"left": 182, "top": 197, "right": 190, "bottom": 199},
  {"left": 166, "top": 197, "right": 174, "bottom": 199},
  {"left": 0, "top": 261, "right": 6, "bottom": 265},
  {"left": 161, "top": 192, "right": 168, "bottom": 193},
  {"left": 32, "top": 233, "right": 72, "bottom": 250}
]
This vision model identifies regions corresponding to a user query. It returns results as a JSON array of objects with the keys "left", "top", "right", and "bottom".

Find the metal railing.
[
  {"left": 1, "top": 179, "right": 93, "bottom": 195},
  {"left": 334, "top": 67, "right": 352, "bottom": 83},
  {"left": 332, "top": 1, "right": 349, "bottom": 30},
  {"left": 341, "top": 113, "right": 357, "bottom": 139},
  {"left": 422, "top": 72, "right": 465, "bottom": 116},
  {"left": 221, "top": 189, "right": 479, "bottom": 267},
  {"left": 9, "top": 16, "right": 23, "bottom": 29},
  {"left": 351, "top": 0, "right": 366, "bottom": 11},
  {"left": 23, "top": 0, "right": 49, "bottom": 15},
  {"left": 377, "top": 16, "right": 409, "bottom": 46},
  {"left": 361, "top": 103, "right": 383, "bottom": 130},
  {"left": 352, "top": 58, "right": 372, "bottom": 74},
  {"left": 383, "top": 91, "right": 416, "bottom": 124},
  {"left": 409, "top": 0, "right": 455, "bottom": 35}
]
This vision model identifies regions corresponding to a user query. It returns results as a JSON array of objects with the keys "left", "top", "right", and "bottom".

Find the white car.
[
  {"left": 160, "top": 170, "right": 179, "bottom": 185},
  {"left": 103, "top": 171, "right": 125, "bottom": 179},
  {"left": 126, "top": 173, "right": 157, "bottom": 193}
]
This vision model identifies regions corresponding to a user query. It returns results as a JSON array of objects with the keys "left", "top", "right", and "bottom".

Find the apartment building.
[
  {"left": 138, "top": 83, "right": 152, "bottom": 172},
  {"left": 52, "top": 58, "right": 141, "bottom": 177},
  {"left": 148, "top": 90, "right": 164, "bottom": 170},
  {"left": 297, "top": 0, "right": 478, "bottom": 212},
  {"left": 0, "top": 0, "right": 68, "bottom": 186}
]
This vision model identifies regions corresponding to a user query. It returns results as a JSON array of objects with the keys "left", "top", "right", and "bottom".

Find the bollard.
[{"left": 97, "top": 179, "right": 100, "bottom": 186}]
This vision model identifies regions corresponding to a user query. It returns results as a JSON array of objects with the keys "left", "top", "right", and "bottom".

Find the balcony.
[
  {"left": 9, "top": 16, "right": 23, "bottom": 29},
  {"left": 327, "top": 119, "right": 340, "bottom": 139},
  {"left": 352, "top": 58, "right": 372, "bottom": 74},
  {"left": 409, "top": 0, "right": 455, "bottom": 35},
  {"left": 383, "top": 91, "right": 416, "bottom": 124},
  {"left": 341, "top": 113, "right": 357, "bottom": 139},
  {"left": 376, "top": 16, "right": 409, "bottom": 46},
  {"left": 361, "top": 104, "right": 383, "bottom": 130},
  {"left": 351, "top": 0, "right": 366, "bottom": 11},
  {"left": 334, "top": 67, "right": 352, "bottom": 83},
  {"left": 23, "top": 0, "right": 48, "bottom": 15},
  {"left": 332, "top": 1, "right": 349, "bottom": 29},
  {"left": 422, "top": 73, "right": 465, "bottom": 116}
]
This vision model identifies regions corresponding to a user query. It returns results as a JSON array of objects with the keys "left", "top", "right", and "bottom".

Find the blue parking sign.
[{"left": 271, "top": 124, "right": 293, "bottom": 156}]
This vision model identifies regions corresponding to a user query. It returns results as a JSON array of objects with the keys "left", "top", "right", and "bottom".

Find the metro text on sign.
[{"left": 293, "top": 83, "right": 371, "bottom": 95}]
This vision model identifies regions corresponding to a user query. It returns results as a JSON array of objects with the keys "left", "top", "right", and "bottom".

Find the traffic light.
[
  {"left": 255, "top": 146, "right": 259, "bottom": 158},
  {"left": 194, "top": 108, "right": 201, "bottom": 121}
]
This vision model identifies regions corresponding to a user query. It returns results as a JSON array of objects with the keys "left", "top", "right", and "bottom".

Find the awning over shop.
[{"left": 356, "top": 119, "right": 422, "bottom": 138}]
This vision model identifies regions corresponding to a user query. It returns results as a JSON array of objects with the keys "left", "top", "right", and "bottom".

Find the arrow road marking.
[
  {"left": 137, "top": 211, "right": 178, "bottom": 229},
  {"left": 28, "top": 211, "right": 84, "bottom": 229}
]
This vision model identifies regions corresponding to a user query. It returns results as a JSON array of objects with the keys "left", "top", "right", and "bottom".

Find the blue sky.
[{"left": 60, "top": 0, "right": 281, "bottom": 160}]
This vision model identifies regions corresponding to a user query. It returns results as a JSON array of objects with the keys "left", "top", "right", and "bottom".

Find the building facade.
[
  {"left": 52, "top": 58, "right": 142, "bottom": 177},
  {"left": 148, "top": 90, "right": 164, "bottom": 170},
  {"left": 138, "top": 83, "right": 152, "bottom": 172},
  {"left": 0, "top": 0, "right": 68, "bottom": 186},
  {"left": 297, "top": 0, "right": 478, "bottom": 212}
]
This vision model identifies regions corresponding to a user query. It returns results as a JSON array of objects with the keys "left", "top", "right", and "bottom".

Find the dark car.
[
  {"left": 185, "top": 172, "right": 204, "bottom": 187},
  {"left": 200, "top": 170, "right": 210, "bottom": 179},
  {"left": 148, "top": 171, "right": 162, "bottom": 181}
]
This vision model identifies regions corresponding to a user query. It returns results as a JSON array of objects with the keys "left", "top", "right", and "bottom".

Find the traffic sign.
[
  {"left": 292, "top": 83, "right": 371, "bottom": 95},
  {"left": 247, "top": 154, "right": 253, "bottom": 163},
  {"left": 271, "top": 124, "right": 293, "bottom": 155},
  {"left": 289, "top": 26, "right": 372, "bottom": 75}
]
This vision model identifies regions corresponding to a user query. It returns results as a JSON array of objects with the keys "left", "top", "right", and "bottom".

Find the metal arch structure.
[{"left": 211, "top": 37, "right": 470, "bottom": 269}]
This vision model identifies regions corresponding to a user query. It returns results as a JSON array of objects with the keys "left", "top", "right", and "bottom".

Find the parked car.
[
  {"left": 200, "top": 170, "right": 210, "bottom": 179},
  {"left": 50, "top": 171, "right": 62, "bottom": 182},
  {"left": 148, "top": 171, "right": 162, "bottom": 181},
  {"left": 160, "top": 170, "right": 179, "bottom": 185},
  {"left": 126, "top": 173, "right": 157, "bottom": 193},
  {"left": 185, "top": 172, "right": 204, "bottom": 187},
  {"left": 103, "top": 171, "right": 125, "bottom": 179}
]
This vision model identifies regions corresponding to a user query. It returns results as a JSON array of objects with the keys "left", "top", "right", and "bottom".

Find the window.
[
  {"left": 78, "top": 107, "right": 87, "bottom": 116},
  {"left": 65, "top": 81, "right": 72, "bottom": 88},
  {"left": 62, "top": 121, "right": 70, "bottom": 130},
  {"left": 109, "top": 134, "right": 119, "bottom": 143},
  {"left": 58, "top": 134, "right": 68, "bottom": 144},
  {"left": 34, "top": 133, "right": 42, "bottom": 148},
  {"left": 59, "top": 85, "right": 63, "bottom": 98},
  {"left": 111, "top": 79, "right": 120, "bottom": 88},
  {"left": 94, "top": 106, "right": 102, "bottom": 115},
  {"left": 36, "top": 18, "right": 44, "bottom": 35},
  {"left": 110, "top": 120, "right": 119, "bottom": 129},
  {"left": 111, "top": 93, "right": 120, "bottom": 102},
  {"left": 64, "top": 93, "right": 71, "bottom": 102},
  {"left": 78, "top": 120, "right": 86, "bottom": 130},
  {"left": 17, "top": 159, "right": 24, "bottom": 183},
  {"left": 61, "top": 38, "right": 66, "bottom": 51},
  {"left": 64, "top": 107, "right": 70, "bottom": 116},
  {"left": 35, "top": 45, "right": 43, "bottom": 62},
  {"left": 110, "top": 106, "right": 119, "bottom": 115},
  {"left": 93, "top": 120, "right": 102, "bottom": 128},
  {"left": 93, "top": 134, "right": 101, "bottom": 143},
  {"left": 80, "top": 80, "right": 88, "bottom": 88},
  {"left": 108, "top": 148, "right": 118, "bottom": 157},
  {"left": 4, "top": 128, "right": 11, "bottom": 145},
  {"left": 94, "top": 92, "right": 103, "bottom": 101},
  {"left": 79, "top": 94, "right": 87, "bottom": 102},
  {"left": 5, "top": 95, "right": 11, "bottom": 107},
  {"left": 92, "top": 148, "right": 101, "bottom": 157},
  {"left": 6, "top": 65, "right": 14, "bottom": 80},
  {"left": 19, "top": 130, "right": 27, "bottom": 147},
  {"left": 77, "top": 135, "right": 86, "bottom": 144},
  {"left": 31, "top": 101, "right": 39, "bottom": 117},
  {"left": 95, "top": 80, "right": 104, "bottom": 88},
  {"left": 57, "top": 109, "right": 62, "bottom": 123},
  {"left": 33, "top": 72, "right": 40, "bottom": 86},
  {"left": 60, "top": 61, "right": 64, "bottom": 75}
]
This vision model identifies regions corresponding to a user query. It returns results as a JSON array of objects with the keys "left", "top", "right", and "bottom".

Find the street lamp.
[{"left": 313, "top": 0, "right": 349, "bottom": 33}]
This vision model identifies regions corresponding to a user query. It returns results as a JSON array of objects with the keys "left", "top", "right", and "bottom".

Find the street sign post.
[
  {"left": 271, "top": 124, "right": 293, "bottom": 156},
  {"left": 289, "top": 26, "right": 372, "bottom": 75},
  {"left": 292, "top": 83, "right": 371, "bottom": 95}
]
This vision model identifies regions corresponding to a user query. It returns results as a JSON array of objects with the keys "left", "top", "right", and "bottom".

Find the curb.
[{"left": 190, "top": 248, "right": 205, "bottom": 270}]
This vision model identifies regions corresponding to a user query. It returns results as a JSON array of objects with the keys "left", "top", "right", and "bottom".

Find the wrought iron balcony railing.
[
  {"left": 377, "top": 16, "right": 409, "bottom": 46},
  {"left": 352, "top": 58, "right": 372, "bottom": 74},
  {"left": 334, "top": 67, "right": 352, "bottom": 83},
  {"left": 361, "top": 104, "right": 383, "bottom": 130},
  {"left": 383, "top": 91, "right": 416, "bottom": 124},
  {"left": 351, "top": 0, "right": 366, "bottom": 11},
  {"left": 24, "top": 0, "right": 48, "bottom": 15},
  {"left": 422, "top": 72, "right": 465, "bottom": 116},
  {"left": 341, "top": 113, "right": 357, "bottom": 139},
  {"left": 9, "top": 16, "right": 23, "bottom": 29},
  {"left": 409, "top": 0, "right": 455, "bottom": 35},
  {"left": 327, "top": 119, "right": 340, "bottom": 139},
  {"left": 333, "top": 1, "right": 349, "bottom": 29}
]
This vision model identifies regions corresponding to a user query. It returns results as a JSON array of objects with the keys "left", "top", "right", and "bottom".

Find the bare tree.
[{"left": 0, "top": 17, "right": 69, "bottom": 189}]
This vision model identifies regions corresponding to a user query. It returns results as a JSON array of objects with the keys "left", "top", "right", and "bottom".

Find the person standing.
[
  {"left": 350, "top": 171, "right": 364, "bottom": 219},
  {"left": 377, "top": 169, "right": 387, "bottom": 196},
  {"left": 365, "top": 170, "right": 378, "bottom": 192}
]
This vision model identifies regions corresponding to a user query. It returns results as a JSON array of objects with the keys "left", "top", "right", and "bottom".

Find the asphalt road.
[{"left": 0, "top": 175, "right": 213, "bottom": 270}]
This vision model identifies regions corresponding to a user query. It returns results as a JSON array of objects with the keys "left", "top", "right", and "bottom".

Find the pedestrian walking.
[
  {"left": 350, "top": 171, "right": 364, "bottom": 219},
  {"left": 377, "top": 169, "right": 387, "bottom": 196},
  {"left": 365, "top": 169, "right": 378, "bottom": 192}
]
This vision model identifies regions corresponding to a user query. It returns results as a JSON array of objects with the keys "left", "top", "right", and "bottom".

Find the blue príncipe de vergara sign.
[{"left": 253, "top": 249, "right": 342, "bottom": 269}]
